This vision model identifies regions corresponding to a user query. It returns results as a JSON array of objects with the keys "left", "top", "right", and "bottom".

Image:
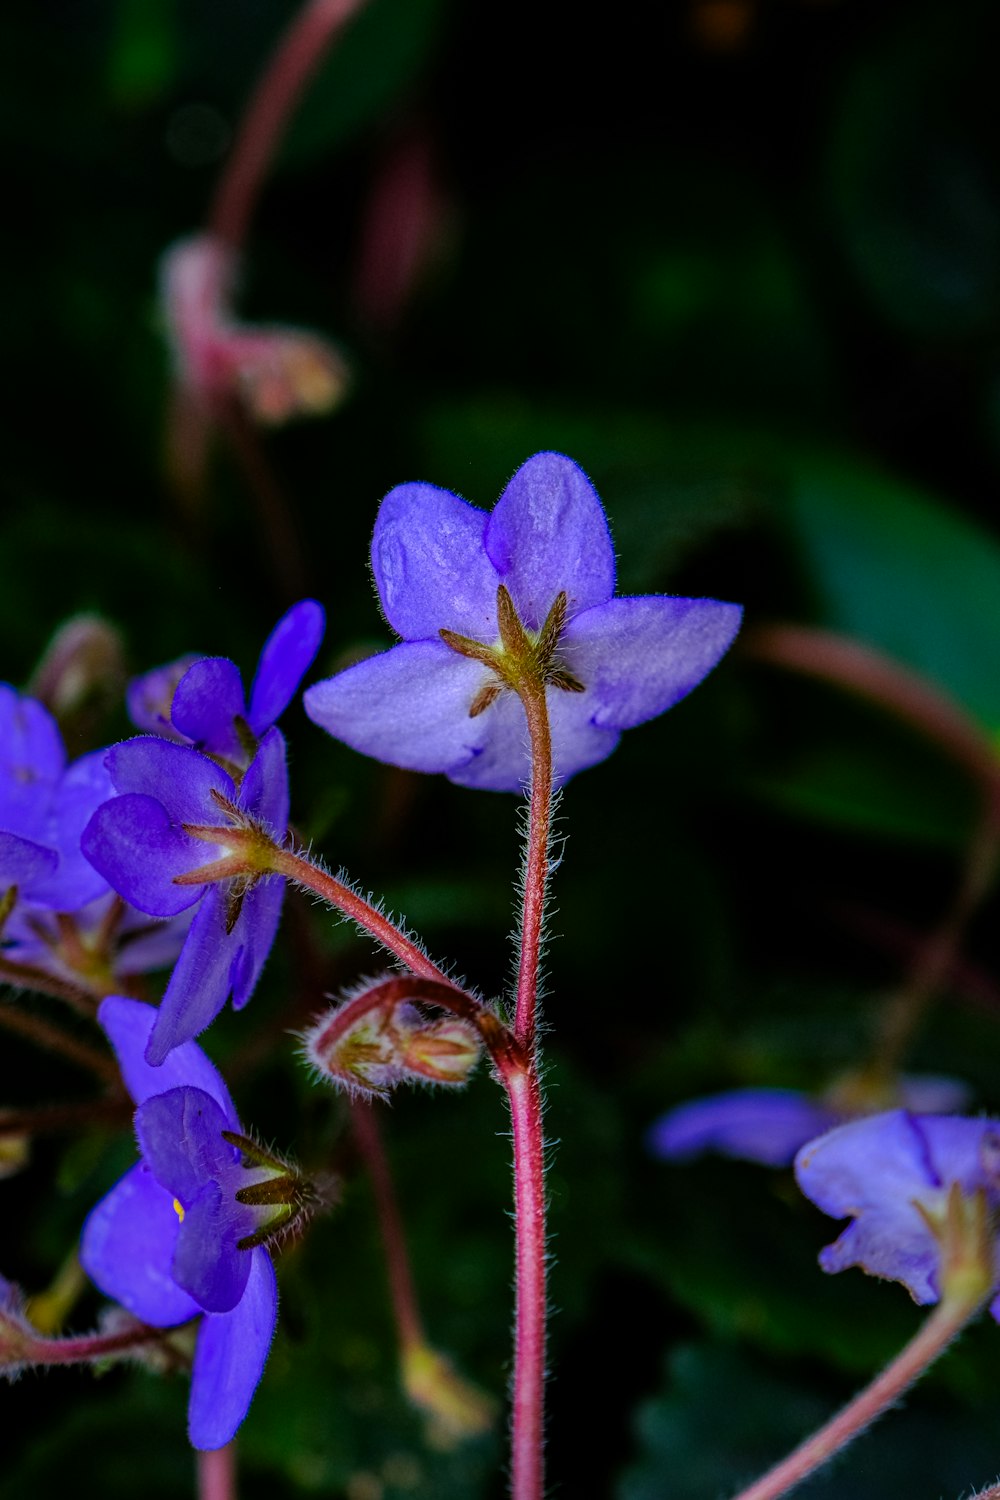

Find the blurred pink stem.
[
  {"left": 197, "top": 1443, "right": 237, "bottom": 1500},
  {"left": 744, "top": 624, "right": 1000, "bottom": 809},
  {"left": 7, "top": 1321, "right": 170, "bottom": 1369},
  {"left": 351, "top": 1100, "right": 424, "bottom": 1350},
  {"left": 746, "top": 623, "right": 1000, "bottom": 1073},
  {"left": 209, "top": 0, "right": 369, "bottom": 251},
  {"left": 728, "top": 1293, "right": 985, "bottom": 1500},
  {"left": 870, "top": 810, "right": 999, "bottom": 1079}
]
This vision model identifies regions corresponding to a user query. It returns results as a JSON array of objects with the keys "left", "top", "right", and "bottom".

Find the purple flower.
[
  {"left": 0, "top": 688, "right": 109, "bottom": 911},
  {"left": 81, "top": 997, "right": 280, "bottom": 1449},
  {"left": 649, "top": 1077, "right": 973, "bottom": 1169},
  {"left": 82, "top": 730, "right": 288, "bottom": 1063},
  {"left": 794, "top": 1110, "right": 1000, "bottom": 1316},
  {"left": 128, "top": 600, "right": 325, "bottom": 765},
  {"left": 0, "top": 830, "right": 59, "bottom": 905},
  {"left": 304, "top": 453, "right": 742, "bottom": 791},
  {"left": 0, "top": 688, "right": 190, "bottom": 982},
  {"left": 650, "top": 1089, "right": 841, "bottom": 1168}
]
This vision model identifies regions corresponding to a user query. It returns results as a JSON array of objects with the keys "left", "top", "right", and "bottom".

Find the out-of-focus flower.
[
  {"left": 649, "top": 1075, "right": 973, "bottom": 1168},
  {"left": 795, "top": 1109, "right": 1000, "bottom": 1314},
  {"left": 0, "top": 687, "right": 190, "bottom": 988},
  {"left": 305, "top": 452, "right": 742, "bottom": 791},
  {"left": 162, "top": 235, "right": 348, "bottom": 428},
  {"left": 27, "top": 614, "right": 126, "bottom": 741}
]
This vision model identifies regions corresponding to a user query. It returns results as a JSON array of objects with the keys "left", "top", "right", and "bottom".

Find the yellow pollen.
[{"left": 173, "top": 1198, "right": 185, "bottom": 1223}]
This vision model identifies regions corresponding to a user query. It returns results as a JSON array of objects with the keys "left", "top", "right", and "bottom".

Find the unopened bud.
[
  {"left": 28, "top": 614, "right": 126, "bottom": 741},
  {"left": 401, "top": 1341, "right": 497, "bottom": 1450},
  {"left": 304, "top": 1000, "right": 417, "bottom": 1099},
  {"left": 305, "top": 986, "right": 484, "bottom": 1099},
  {"left": 401, "top": 1019, "right": 483, "bottom": 1086},
  {"left": 160, "top": 233, "right": 349, "bottom": 428}
]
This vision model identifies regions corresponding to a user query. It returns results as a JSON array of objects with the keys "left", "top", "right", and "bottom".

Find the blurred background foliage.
[{"left": 5, "top": 0, "right": 1000, "bottom": 1495}]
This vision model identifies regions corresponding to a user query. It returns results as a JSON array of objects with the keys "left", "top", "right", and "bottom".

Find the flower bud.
[
  {"left": 28, "top": 614, "right": 126, "bottom": 742},
  {"left": 401, "top": 1340, "right": 497, "bottom": 1449},
  {"left": 304, "top": 982, "right": 484, "bottom": 1099},
  {"left": 401, "top": 1018, "right": 483, "bottom": 1086},
  {"left": 304, "top": 1000, "right": 414, "bottom": 1099},
  {"left": 228, "top": 327, "right": 348, "bottom": 426}
]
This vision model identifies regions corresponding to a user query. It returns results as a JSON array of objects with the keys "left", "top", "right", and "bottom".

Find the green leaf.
[
  {"left": 746, "top": 690, "right": 977, "bottom": 847},
  {"left": 784, "top": 455, "right": 1000, "bottom": 732}
]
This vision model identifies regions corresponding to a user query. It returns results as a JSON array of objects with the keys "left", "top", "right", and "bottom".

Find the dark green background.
[{"left": 5, "top": 1, "right": 1000, "bottom": 1495}]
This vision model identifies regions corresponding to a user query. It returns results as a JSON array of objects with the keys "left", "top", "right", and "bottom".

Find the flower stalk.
[
  {"left": 727, "top": 1287, "right": 988, "bottom": 1500},
  {"left": 505, "top": 673, "right": 555, "bottom": 1500},
  {"left": 208, "top": 0, "right": 369, "bottom": 252},
  {"left": 1, "top": 1311, "right": 175, "bottom": 1375},
  {"left": 265, "top": 846, "right": 458, "bottom": 988},
  {"left": 197, "top": 1441, "right": 237, "bottom": 1500}
]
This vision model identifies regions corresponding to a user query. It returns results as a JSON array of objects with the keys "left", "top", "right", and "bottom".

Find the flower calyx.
[
  {"left": 221, "top": 1130, "right": 319, "bottom": 1252},
  {"left": 178, "top": 786, "right": 281, "bottom": 902},
  {"left": 303, "top": 976, "right": 492, "bottom": 1099},
  {"left": 914, "top": 1178, "right": 998, "bottom": 1308},
  {"left": 440, "top": 585, "right": 584, "bottom": 718}
]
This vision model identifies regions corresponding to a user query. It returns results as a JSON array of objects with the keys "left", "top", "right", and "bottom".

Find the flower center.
[{"left": 439, "top": 584, "right": 585, "bottom": 718}]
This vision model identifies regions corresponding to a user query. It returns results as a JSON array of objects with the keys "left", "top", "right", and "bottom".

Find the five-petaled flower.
[
  {"left": 81, "top": 998, "right": 306, "bottom": 1449},
  {"left": 304, "top": 452, "right": 742, "bottom": 791},
  {"left": 795, "top": 1109, "right": 1000, "bottom": 1315}
]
